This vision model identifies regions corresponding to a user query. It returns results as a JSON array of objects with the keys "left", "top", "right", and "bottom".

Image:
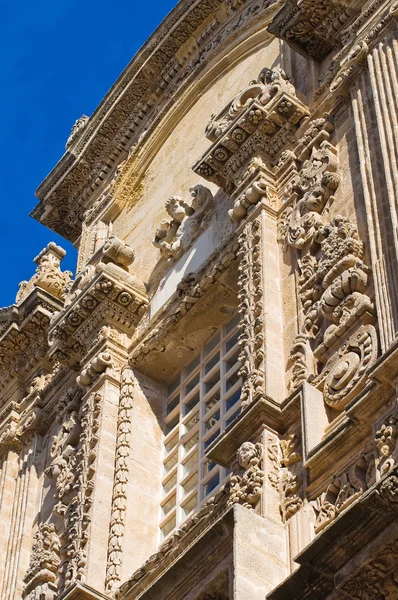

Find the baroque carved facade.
[{"left": 2, "top": 1, "right": 398, "bottom": 599}]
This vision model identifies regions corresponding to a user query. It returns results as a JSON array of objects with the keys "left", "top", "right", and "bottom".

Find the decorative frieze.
[
  {"left": 313, "top": 453, "right": 375, "bottom": 533},
  {"left": 49, "top": 236, "right": 147, "bottom": 365},
  {"left": 268, "top": 0, "right": 363, "bottom": 60}
]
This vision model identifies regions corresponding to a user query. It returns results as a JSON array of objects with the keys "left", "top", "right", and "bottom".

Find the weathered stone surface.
[{"left": 2, "top": 1, "right": 398, "bottom": 599}]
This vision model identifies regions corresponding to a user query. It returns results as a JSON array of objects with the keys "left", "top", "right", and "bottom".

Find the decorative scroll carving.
[
  {"left": 153, "top": 185, "right": 214, "bottom": 261},
  {"left": 23, "top": 523, "right": 61, "bottom": 600},
  {"left": 105, "top": 367, "right": 137, "bottom": 592},
  {"left": 268, "top": 0, "right": 362, "bottom": 60},
  {"left": 228, "top": 442, "right": 264, "bottom": 509},
  {"left": 237, "top": 218, "right": 265, "bottom": 408},
  {"left": 330, "top": 41, "right": 368, "bottom": 93},
  {"left": 45, "top": 391, "right": 82, "bottom": 515},
  {"left": 66, "top": 115, "right": 89, "bottom": 149},
  {"left": 193, "top": 67, "right": 309, "bottom": 198},
  {"left": 229, "top": 172, "right": 268, "bottom": 223},
  {"left": 278, "top": 125, "right": 376, "bottom": 407},
  {"left": 314, "top": 454, "right": 374, "bottom": 533},
  {"left": 16, "top": 243, "right": 72, "bottom": 304},
  {"left": 376, "top": 414, "right": 398, "bottom": 477},
  {"left": 63, "top": 391, "right": 102, "bottom": 588},
  {"left": 279, "top": 433, "right": 303, "bottom": 521},
  {"left": 76, "top": 351, "right": 113, "bottom": 388},
  {"left": 288, "top": 334, "right": 313, "bottom": 392},
  {"left": 320, "top": 325, "right": 377, "bottom": 409}
]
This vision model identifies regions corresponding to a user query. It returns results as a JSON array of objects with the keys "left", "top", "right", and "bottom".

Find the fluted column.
[{"left": 351, "top": 26, "right": 398, "bottom": 351}]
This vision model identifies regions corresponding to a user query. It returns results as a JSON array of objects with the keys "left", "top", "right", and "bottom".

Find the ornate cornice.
[{"left": 31, "top": 0, "right": 283, "bottom": 243}]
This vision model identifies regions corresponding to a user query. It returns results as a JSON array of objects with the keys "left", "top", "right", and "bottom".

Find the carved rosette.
[
  {"left": 321, "top": 325, "right": 377, "bottom": 410},
  {"left": 193, "top": 67, "right": 309, "bottom": 200},
  {"left": 237, "top": 218, "right": 265, "bottom": 408},
  {"left": 228, "top": 442, "right": 264, "bottom": 509},
  {"left": 105, "top": 367, "right": 137, "bottom": 592}
]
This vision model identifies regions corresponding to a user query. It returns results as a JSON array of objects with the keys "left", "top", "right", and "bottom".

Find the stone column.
[
  {"left": 237, "top": 202, "right": 286, "bottom": 409},
  {"left": 351, "top": 25, "right": 398, "bottom": 351}
]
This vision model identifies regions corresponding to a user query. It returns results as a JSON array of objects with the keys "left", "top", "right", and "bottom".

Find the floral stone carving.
[
  {"left": 193, "top": 67, "right": 309, "bottom": 199},
  {"left": 23, "top": 523, "right": 61, "bottom": 599},
  {"left": 45, "top": 392, "right": 82, "bottom": 515},
  {"left": 268, "top": 0, "right": 362, "bottom": 60},
  {"left": 375, "top": 414, "right": 398, "bottom": 477},
  {"left": 153, "top": 184, "right": 214, "bottom": 261},
  {"left": 16, "top": 242, "right": 72, "bottom": 304},
  {"left": 228, "top": 441, "right": 264, "bottom": 509},
  {"left": 279, "top": 129, "right": 376, "bottom": 407},
  {"left": 314, "top": 454, "right": 374, "bottom": 533}
]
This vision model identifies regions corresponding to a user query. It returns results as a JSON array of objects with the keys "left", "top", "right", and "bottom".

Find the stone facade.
[{"left": 2, "top": 1, "right": 398, "bottom": 599}]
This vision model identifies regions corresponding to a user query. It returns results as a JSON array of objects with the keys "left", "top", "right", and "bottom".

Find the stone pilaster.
[{"left": 351, "top": 24, "right": 398, "bottom": 351}]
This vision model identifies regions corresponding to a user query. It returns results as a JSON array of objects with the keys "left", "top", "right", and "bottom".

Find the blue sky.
[{"left": 0, "top": 0, "right": 177, "bottom": 307}]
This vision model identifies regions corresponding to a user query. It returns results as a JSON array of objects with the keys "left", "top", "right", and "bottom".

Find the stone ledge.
[
  {"left": 58, "top": 582, "right": 110, "bottom": 600},
  {"left": 207, "top": 391, "right": 300, "bottom": 467},
  {"left": 267, "top": 467, "right": 398, "bottom": 600}
]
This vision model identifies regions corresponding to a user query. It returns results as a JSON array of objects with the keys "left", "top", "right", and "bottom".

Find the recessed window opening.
[{"left": 159, "top": 313, "right": 242, "bottom": 541}]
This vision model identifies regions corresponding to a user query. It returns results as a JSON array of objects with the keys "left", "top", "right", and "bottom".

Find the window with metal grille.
[{"left": 160, "top": 313, "right": 242, "bottom": 541}]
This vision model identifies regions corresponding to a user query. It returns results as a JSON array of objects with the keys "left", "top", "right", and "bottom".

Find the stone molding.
[
  {"left": 48, "top": 238, "right": 147, "bottom": 366},
  {"left": 32, "top": 0, "right": 283, "bottom": 243}
]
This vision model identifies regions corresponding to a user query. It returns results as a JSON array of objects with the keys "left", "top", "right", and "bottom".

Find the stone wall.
[{"left": 1, "top": 1, "right": 398, "bottom": 599}]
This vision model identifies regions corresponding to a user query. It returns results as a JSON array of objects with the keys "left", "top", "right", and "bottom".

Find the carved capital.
[{"left": 193, "top": 67, "right": 309, "bottom": 195}]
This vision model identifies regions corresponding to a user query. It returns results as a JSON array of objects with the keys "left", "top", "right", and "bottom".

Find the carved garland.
[
  {"left": 105, "top": 367, "right": 136, "bottom": 592},
  {"left": 63, "top": 390, "right": 102, "bottom": 588},
  {"left": 237, "top": 217, "right": 265, "bottom": 408}
]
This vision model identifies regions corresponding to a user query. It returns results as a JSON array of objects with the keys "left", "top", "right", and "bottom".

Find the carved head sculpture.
[
  {"left": 236, "top": 441, "right": 260, "bottom": 469},
  {"left": 189, "top": 184, "right": 214, "bottom": 212}
]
